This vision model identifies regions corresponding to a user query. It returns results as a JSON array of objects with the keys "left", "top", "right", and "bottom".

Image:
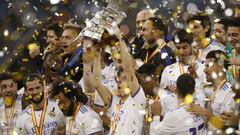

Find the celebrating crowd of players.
[{"left": 0, "top": 8, "right": 240, "bottom": 135}]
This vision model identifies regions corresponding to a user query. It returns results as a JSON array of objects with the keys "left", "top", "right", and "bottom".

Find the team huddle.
[{"left": 0, "top": 5, "right": 240, "bottom": 135}]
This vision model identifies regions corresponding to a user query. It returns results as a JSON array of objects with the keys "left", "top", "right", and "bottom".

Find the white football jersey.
[
  {"left": 210, "top": 82, "right": 236, "bottom": 116},
  {"left": 108, "top": 87, "right": 146, "bottom": 135},
  {"left": 15, "top": 100, "right": 66, "bottom": 135},
  {"left": 0, "top": 95, "right": 22, "bottom": 134},
  {"left": 66, "top": 105, "right": 103, "bottom": 135},
  {"left": 198, "top": 40, "right": 225, "bottom": 61},
  {"left": 150, "top": 105, "right": 207, "bottom": 135},
  {"left": 159, "top": 60, "right": 207, "bottom": 115}
]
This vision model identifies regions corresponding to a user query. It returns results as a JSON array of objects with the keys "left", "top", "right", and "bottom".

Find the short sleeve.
[{"left": 79, "top": 111, "right": 103, "bottom": 134}]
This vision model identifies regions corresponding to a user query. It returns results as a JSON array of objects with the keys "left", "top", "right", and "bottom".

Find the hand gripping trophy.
[{"left": 79, "top": 0, "right": 129, "bottom": 42}]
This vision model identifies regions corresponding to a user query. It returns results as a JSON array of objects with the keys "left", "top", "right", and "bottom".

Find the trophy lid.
[{"left": 106, "top": 0, "right": 129, "bottom": 13}]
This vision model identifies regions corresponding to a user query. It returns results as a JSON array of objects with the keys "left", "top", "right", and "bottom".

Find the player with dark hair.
[
  {"left": 16, "top": 73, "right": 65, "bottom": 135},
  {"left": 188, "top": 50, "right": 236, "bottom": 130},
  {"left": 187, "top": 13, "right": 225, "bottom": 60},
  {"left": 139, "top": 16, "right": 176, "bottom": 78},
  {"left": 151, "top": 73, "right": 206, "bottom": 135},
  {"left": 51, "top": 81, "right": 103, "bottom": 135},
  {"left": 0, "top": 73, "right": 22, "bottom": 134},
  {"left": 159, "top": 29, "right": 206, "bottom": 116}
]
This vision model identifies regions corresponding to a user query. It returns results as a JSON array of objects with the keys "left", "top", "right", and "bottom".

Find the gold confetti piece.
[
  {"left": 70, "top": 69, "right": 75, "bottom": 75},
  {"left": 184, "top": 94, "right": 193, "bottom": 105},
  {"left": 113, "top": 52, "right": 121, "bottom": 59},
  {"left": 26, "top": 95, "right": 32, "bottom": 100},
  {"left": 131, "top": 44, "right": 136, "bottom": 48},
  {"left": 64, "top": 87, "right": 71, "bottom": 93},
  {"left": 99, "top": 111, "right": 104, "bottom": 116},
  {"left": 186, "top": 28, "right": 192, "bottom": 33},
  {"left": 236, "top": 98, "right": 240, "bottom": 104},
  {"left": 211, "top": 34, "right": 216, "bottom": 40},
  {"left": 123, "top": 88, "right": 131, "bottom": 94},
  {"left": 22, "top": 59, "right": 29, "bottom": 62},
  {"left": 147, "top": 117, "right": 152, "bottom": 123},
  {"left": 12, "top": 131, "right": 18, "bottom": 135},
  {"left": 200, "top": 38, "right": 210, "bottom": 48},
  {"left": 27, "top": 43, "right": 38, "bottom": 51},
  {"left": 4, "top": 97, "right": 14, "bottom": 107},
  {"left": 209, "top": 116, "right": 224, "bottom": 129},
  {"left": 33, "top": 92, "right": 42, "bottom": 100}
]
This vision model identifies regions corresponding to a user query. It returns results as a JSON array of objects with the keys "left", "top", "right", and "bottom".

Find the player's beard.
[
  {"left": 31, "top": 92, "right": 44, "bottom": 104},
  {"left": 63, "top": 101, "right": 75, "bottom": 116}
]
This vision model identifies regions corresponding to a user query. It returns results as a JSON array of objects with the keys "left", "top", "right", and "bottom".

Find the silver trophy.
[{"left": 79, "top": 0, "right": 129, "bottom": 41}]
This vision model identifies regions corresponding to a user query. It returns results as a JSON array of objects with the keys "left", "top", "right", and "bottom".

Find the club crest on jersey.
[{"left": 48, "top": 110, "right": 56, "bottom": 118}]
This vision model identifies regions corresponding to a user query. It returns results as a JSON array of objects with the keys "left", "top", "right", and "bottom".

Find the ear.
[
  {"left": 154, "top": 30, "right": 164, "bottom": 39},
  {"left": 204, "top": 26, "right": 210, "bottom": 33}
]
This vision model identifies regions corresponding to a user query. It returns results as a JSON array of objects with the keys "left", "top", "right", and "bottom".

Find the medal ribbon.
[
  {"left": 144, "top": 43, "right": 166, "bottom": 64},
  {"left": 210, "top": 79, "right": 226, "bottom": 102},
  {"left": 112, "top": 104, "right": 121, "bottom": 135},
  {"left": 198, "top": 49, "right": 203, "bottom": 59},
  {"left": 4, "top": 100, "right": 16, "bottom": 133},
  {"left": 68, "top": 105, "right": 80, "bottom": 135},
  {"left": 179, "top": 57, "right": 196, "bottom": 75},
  {"left": 31, "top": 99, "right": 47, "bottom": 135},
  {"left": 179, "top": 62, "right": 185, "bottom": 75},
  {"left": 232, "top": 52, "right": 236, "bottom": 78}
]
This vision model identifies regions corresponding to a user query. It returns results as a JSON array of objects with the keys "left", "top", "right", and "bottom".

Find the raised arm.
[
  {"left": 92, "top": 51, "right": 112, "bottom": 107},
  {"left": 115, "top": 30, "right": 140, "bottom": 96},
  {"left": 83, "top": 56, "right": 94, "bottom": 92}
]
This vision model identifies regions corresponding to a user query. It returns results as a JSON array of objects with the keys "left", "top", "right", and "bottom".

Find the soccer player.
[
  {"left": 187, "top": 13, "right": 225, "bottom": 61},
  {"left": 213, "top": 19, "right": 228, "bottom": 46},
  {"left": 150, "top": 74, "right": 206, "bottom": 135},
  {"left": 0, "top": 73, "right": 22, "bottom": 134},
  {"left": 44, "top": 23, "right": 62, "bottom": 55},
  {"left": 51, "top": 81, "right": 103, "bottom": 135},
  {"left": 159, "top": 30, "right": 206, "bottom": 115},
  {"left": 15, "top": 73, "right": 65, "bottom": 135},
  {"left": 226, "top": 17, "right": 240, "bottom": 84},
  {"left": 188, "top": 50, "right": 236, "bottom": 127},
  {"left": 91, "top": 28, "right": 146, "bottom": 135}
]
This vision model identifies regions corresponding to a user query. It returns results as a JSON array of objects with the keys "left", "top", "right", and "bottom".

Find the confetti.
[
  {"left": 184, "top": 94, "right": 193, "bottom": 104},
  {"left": 145, "top": 76, "right": 152, "bottom": 82},
  {"left": 186, "top": 28, "right": 192, "bottom": 33},
  {"left": 209, "top": 116, "right": 224, "bottom": 129},
  {"left": 211, "top": 71, "right": 218, "bottom": 79},
  {"left": 147, "top": 117, "right": 152, "bottom": 123},
  {"left": 4, "top": 29, "right": 9, "bottom": 37},
  {"left": 0, "top": 51, "right": 4, "bottom": 57},
  {"left": 123, "top": 88, "right": 130, "bottom": 94},
  {"left": 99, "top": 111, "right": 104, "bottom": 116},
  {"left": 161, "top": 53, "right": 168, "bottom": 59},
  {"left": 4, "top": 97, "right": 14, "bottom": 107},
  {"left": 50, "top": 0, "right": 61, "bottom": 5},
  {"left": 225, "top": 127, "right": 235, "bottom": 134},
  {"left": 224, "top": 8, "right": 234, "bottom": 16}
]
